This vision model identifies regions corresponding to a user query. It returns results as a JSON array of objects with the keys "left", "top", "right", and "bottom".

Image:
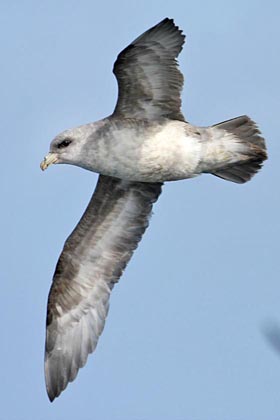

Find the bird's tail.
[{"left": 208, "top": 116, "right": 267, "bottom": 183}]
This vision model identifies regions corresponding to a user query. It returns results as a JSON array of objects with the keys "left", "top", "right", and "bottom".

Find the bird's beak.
[{"left": 40, "top": 153, "right": 58, "bottom": 171}]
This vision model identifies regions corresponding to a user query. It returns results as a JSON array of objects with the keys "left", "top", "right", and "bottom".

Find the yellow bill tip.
[{"left": 40, "top": 153, "right": 58, "bottom": 171}]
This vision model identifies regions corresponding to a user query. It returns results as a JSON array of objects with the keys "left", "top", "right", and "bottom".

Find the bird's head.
[{"left": 40, "top": 122, "right": 103, "bottom": 171}]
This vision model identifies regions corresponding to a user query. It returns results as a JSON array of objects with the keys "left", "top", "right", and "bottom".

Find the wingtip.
[
  {"left": 157, "top": 17, "right": 185, "bottom": 32},
  {"left": 159, "top": 17, "right": 185, "bottom": 30},
  {"left": 161, "top": 17, "right": 174, "bottom": 24},
  {"left": 155, "top": 17, "right": 186, "bottom": 47},
  {"left": 46, "top": 380, "right": 66, "bottom": 402},
  {"left": 45, "top": 357, "right": 65, "bottom": 403},
  {"left": 47, "top": 393, "right": 55, "bottom": 403},
  {"left": 46, "top": 384, "right": 58, "bottom": 402}
]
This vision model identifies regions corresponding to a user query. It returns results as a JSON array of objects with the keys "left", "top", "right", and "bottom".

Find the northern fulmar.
[{"left": 40, "top": 18, "right": 267, "bottom": 401}]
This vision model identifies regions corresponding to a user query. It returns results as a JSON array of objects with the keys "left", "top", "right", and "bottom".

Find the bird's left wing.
[
  {"left": 45, "top": 175, "right": 162, "bottom": 401},
  {"left": 112, "top": 18, "right": 185, "bottom": 121}
]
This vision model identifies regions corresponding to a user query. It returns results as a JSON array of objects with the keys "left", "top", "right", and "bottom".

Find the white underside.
[
  {"left": 135, "top": 121, "right": 203, "bottom": 181},
  {"left": 98, "top": 120, "right": 247, "bottom": 183},
  {"left": 65, "top": 119, "right": 250, "bottom": 183},
  {"left": 91, "top": 121, "right": 204, "bottom": 182}
]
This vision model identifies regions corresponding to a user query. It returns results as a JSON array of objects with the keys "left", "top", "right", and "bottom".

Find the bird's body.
[
  {"left": 47, "top": 116, "right": 265, "bottom": 183},
  {"left": 40, "top": 18, "right": 267, "bottom": 401},
  {"left": 59, "top": 118, "right": 202, "bottom": 182}
]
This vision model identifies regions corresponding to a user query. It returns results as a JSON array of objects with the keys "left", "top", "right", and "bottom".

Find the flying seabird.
[{"left": 40, "top": 18, "right": 267, "bottom": 401}]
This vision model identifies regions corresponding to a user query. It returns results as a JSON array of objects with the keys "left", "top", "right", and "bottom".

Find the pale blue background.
[{"left": 1, "top": 1, "right": 279, "bottom": 419}]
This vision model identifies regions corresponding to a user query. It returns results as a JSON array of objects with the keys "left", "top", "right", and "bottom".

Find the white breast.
[
  {"left": 85, "top": 120, "right": 204, "bottom": 183},
  {"left": 137, "top": 121, "right": 203, "bottom": 182}
]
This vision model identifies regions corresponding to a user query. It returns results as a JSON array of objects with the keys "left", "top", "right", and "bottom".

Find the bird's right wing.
[{"left": 45, "top": 175, "right": 162, "bottom": 401}]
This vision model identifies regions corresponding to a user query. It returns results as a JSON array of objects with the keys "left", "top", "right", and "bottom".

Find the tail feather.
[{"left": 211, "top": 115, "right": 267, "bottom": 184}]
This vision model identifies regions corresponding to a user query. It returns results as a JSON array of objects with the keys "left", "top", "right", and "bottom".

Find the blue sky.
[{"left": 1, "top": 1, "right": 279, "bottom": 419}]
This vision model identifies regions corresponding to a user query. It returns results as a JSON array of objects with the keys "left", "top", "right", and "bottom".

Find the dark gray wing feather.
[
  {"left": 45, "top": 175, "right": 162, "bottom": 401},
  {"left": 112, "top": 18, "right": 186, "bottom": 121}
]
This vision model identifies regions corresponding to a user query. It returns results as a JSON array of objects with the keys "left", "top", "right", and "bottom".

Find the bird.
[{"left": 40, "top": 18, "right": 267, "bottom": 401}]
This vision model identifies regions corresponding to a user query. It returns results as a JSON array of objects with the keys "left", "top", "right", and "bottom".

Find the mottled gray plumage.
[
  {"left": 212, "top": 116, "right": 267, "bottom": 183},
  {"left": 41, "top": 18, "right": 267, "bottom": 402},
  {"left": 113, "top": 18, "right": 185, "bottom": 120},
  {"left": 45, "top": 177, "right": 161, "bottom": 401}
]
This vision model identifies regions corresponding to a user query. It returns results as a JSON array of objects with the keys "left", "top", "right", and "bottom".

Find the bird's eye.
[{"left": 57, "top": 139, "right": 72, "bottom": 149}]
